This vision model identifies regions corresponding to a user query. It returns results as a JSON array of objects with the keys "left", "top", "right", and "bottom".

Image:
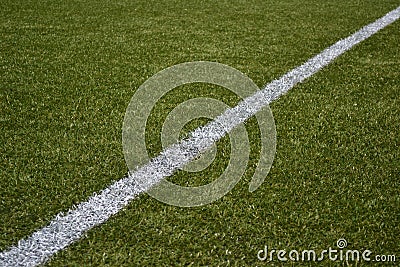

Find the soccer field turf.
[{"left": 1, "top": 0, "right": 399, "bottom": 266}]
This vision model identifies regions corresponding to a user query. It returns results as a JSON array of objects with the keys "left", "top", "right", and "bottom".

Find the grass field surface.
[{"left": 1, "top": 0, "right": 399, "bottom": 266}]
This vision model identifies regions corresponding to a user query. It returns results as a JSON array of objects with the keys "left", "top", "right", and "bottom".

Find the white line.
[{"left": 1, "top": 6, "right": 399, "bottom": 267}]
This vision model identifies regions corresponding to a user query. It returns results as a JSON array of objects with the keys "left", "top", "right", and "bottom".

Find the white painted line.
[{"left": 1, "top": 6, "right": 399, "bottom": 267}]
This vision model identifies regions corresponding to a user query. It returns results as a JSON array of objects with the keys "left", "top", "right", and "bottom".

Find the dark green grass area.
[{"left": 1, "top": 0, "right": 399, "bottom": 266}]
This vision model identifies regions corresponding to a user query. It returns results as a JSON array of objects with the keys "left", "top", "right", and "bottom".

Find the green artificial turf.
[{"left": 1, "top": 0, "right": 399, "bottom": 266}]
